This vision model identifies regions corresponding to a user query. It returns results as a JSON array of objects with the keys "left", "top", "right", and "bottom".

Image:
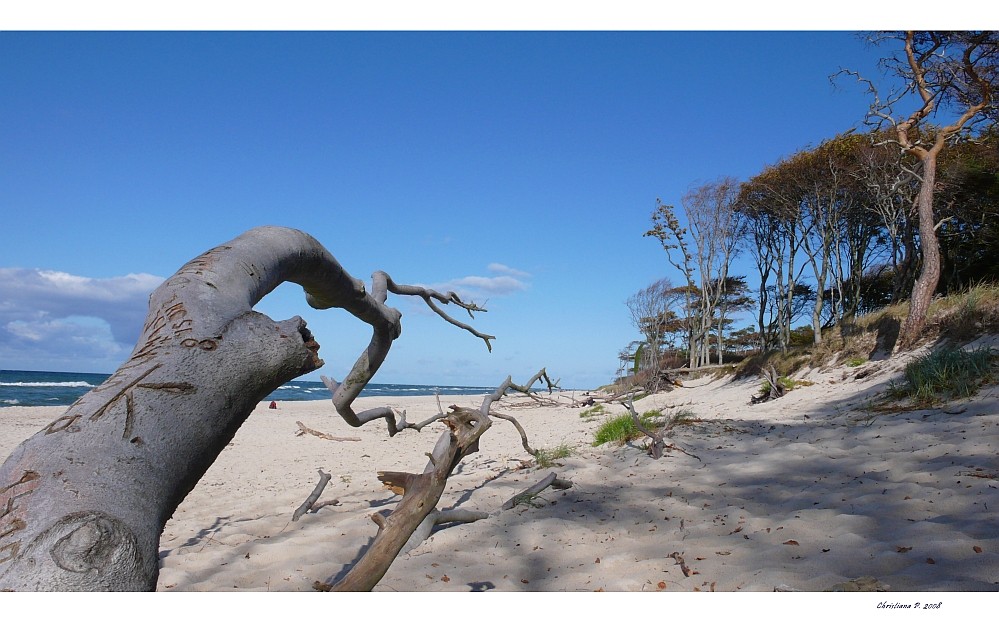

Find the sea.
[{"left": 0, "top": 369, "right": 497, "bottom": 408}]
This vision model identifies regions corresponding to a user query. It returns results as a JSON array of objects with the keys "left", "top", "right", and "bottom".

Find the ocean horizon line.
[{"left": 0, "top": 369, "right": 500, "bottom": 408}]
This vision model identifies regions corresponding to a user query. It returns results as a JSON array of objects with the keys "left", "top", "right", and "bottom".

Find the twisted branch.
[{"left": 323, "top": 272, "right": 495, "bottom": 436}]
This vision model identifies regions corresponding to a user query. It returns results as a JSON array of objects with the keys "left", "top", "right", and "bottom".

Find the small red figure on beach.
[{"left": 269, "top": 401, "right": 278, "bottom": 409}]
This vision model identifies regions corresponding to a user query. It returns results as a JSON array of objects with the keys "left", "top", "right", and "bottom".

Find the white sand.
[{"left": 2, "top": 348, "right": 997, "bottom": 595}]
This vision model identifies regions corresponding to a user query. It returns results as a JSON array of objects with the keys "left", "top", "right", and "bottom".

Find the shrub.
[{"left": 888, "top": 345, "right": 996, "bottom": 406}]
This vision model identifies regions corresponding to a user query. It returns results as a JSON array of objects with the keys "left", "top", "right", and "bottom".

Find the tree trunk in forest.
[{"left": 0, "top": 226, "right": 488, "bottom": 591}]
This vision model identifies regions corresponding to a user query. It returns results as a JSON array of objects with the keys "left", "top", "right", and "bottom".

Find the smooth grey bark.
[{"left": 0, "top": 226, "right": 489, "bottom": 591}]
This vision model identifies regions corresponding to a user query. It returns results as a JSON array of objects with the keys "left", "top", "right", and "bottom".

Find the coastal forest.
[{"left": 621, "top": 31, "right": 999, "bottom": 390}]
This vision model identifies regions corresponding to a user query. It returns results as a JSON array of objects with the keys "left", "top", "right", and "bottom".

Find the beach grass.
[
  {"left": 592, "top": 411, "right": 660, "bottom": 446},
  {"left": 534, "top": 443, "right": 574, "bottom": 468},
  {"left": 887, "top": 345, "right": 996, "bottom": 406},
  {"left": 579, "top": 404, "right": 607, "bottom": 419}
]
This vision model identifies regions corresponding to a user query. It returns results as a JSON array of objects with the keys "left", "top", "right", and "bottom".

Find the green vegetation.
[
  {"left": 887, "top": 345, "right": 996, "bottom": 406},
  {"left": 533, "top": 443, "right": 574, "bottom": 468},
  {"left": 664, "top": 408, "right": 697, "bottom": 428},
  {"left": 733, "top": 284, "right": 999, "bottom": 382},
  {"left": 579, "top": 404, "right": 607, "bottom": 419},
  {"left": 592, "top": 410, "right": 660, "bottom": 446},
  {"left": 758, "top": 375, "right": 814, "bottom": 397}
]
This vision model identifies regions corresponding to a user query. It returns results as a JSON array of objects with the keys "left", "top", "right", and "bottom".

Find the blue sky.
[{"left": 0, "top": 30, "right": 893, "bottom": 388}]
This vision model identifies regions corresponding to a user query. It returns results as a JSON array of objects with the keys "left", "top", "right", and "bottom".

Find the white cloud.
[
  {"left": 487, "top": 263, "right": 531, "bottom": 279},
  {"left": 0, "top": 268, "right": 164, "bottom": 369},
  {"left": 427, "top": 263, "right": 531, "bottom": 301},
  {"left": 446, "top": 275, "right": 527, "bottom": 295}
]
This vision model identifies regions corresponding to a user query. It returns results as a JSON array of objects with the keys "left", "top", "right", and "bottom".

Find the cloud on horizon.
[{"left": 0, "top": 268, "right": 164, "bottom": 370}]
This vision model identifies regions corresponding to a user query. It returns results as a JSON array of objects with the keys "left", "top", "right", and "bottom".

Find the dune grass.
[
  {"left": 888, "top": 345, "right": 996, "bottom": 406},
  {"left": 579, "top": 404, "right": 607, "bottom": 419},
  {"left": 736, "top": 283, "right": 999, "bottom": 381},
  {"left": 534, "top": 443, "right": 574, "bottom": 468},
  {"left": 592, "top": 411, "right": 659, "bottom": 446}
]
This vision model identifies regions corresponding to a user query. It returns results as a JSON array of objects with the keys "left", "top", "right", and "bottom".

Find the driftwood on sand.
[
  {"left": 750, "top": 365, "right": 786, "bottom": 405},
  {"left": 293, "top": 469, "right": 334, "bottom": 522},
  {"left": 314, "top": 370, "right": 557, "bottom": 591},
  {"left": 295, "top": 421, "right": 361, "bottom": 442},
  {"left": 501, "top": 472, "right": 573, "bottom": 510},
  {"left": 0, "top": 226, "right": 502, "bottom": 592}
]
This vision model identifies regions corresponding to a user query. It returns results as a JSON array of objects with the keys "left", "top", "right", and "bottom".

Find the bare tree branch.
[
  {"left": 313, "top": 369, "right": 556, "bottom": 591},
  {"left": 377, "top": 271, "right": 496, "bottom": 351},
  {"left": 320, "top": 404, "right": 492, "bottom": 592},
  {"left": 625, "top": 396, "right": 666, "bottom": 460},
  {"left": 293, "top": 469, "right": 332, "bottom": 522},
  {"left": 321, "top": 272, "right": 494, "bottom": 437}
]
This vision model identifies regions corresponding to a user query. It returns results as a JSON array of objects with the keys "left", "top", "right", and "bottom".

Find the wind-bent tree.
[
  {"left": 0, "top": 226, "right": 500, "bottom": 591},
  {"left": 846, "top": 30, "right": 997, "bottom": 349}
]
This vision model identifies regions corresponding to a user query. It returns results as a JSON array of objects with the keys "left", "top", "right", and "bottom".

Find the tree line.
[{"left": 624, "top": 31, "right": 998, "bottom": 387}]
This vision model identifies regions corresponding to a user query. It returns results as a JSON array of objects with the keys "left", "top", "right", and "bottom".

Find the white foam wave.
[{"left": 0, "top": 381, "right": 95, "bottom": 388}]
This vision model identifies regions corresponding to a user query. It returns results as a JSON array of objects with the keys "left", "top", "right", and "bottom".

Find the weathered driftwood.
[
  {"left": 0, "top": 226, "right": 493, "bottom": 592},
  {"left": 293, "top": 469, "right": 333, "bottom": 522},
  {"left": 627, "top": 397, "right": 667, "bottom": 460},
  {"left": 501, "top": 472, "right": 573, "bottom": 510},
  {"left": 314, "top": 370, "right": 553, "bottom": 591},
  {"left": 316, "top": 404, "right": 492, "bottom": 591},
  {"left": 320, "top": 271, "right": 493, "bottom": 437},
  {"left": 401, "top": 508, "right": 489, "bottom": 554},
  {"left": 294, "top": 421, "right": 361, "bottom": 442},
  {"left": 621, "top": 395, "right": 701, "bottom": 462},
  {"left": 750, "top": 365, "right": 786, "bottom": 405}
]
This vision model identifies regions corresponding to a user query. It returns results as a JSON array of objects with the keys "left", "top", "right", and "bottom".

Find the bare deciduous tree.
[
  {"left": 682, "top": 177, "right": 746, "bottom": 364},
  {"left": 626, "top": 278, "right": 684, "bottom": 388},
  {"left": 646, "top": 178, "right": 745, "bottom": 367}
]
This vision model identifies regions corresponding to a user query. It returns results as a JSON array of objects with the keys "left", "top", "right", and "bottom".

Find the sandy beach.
[{"left": 1, "top": 344, "right": 997, "bottom": 597}]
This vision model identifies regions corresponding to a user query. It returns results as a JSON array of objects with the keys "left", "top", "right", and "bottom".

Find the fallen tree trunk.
[{"left": 0, "top": 226, "right": 491, "bottom": 591}]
